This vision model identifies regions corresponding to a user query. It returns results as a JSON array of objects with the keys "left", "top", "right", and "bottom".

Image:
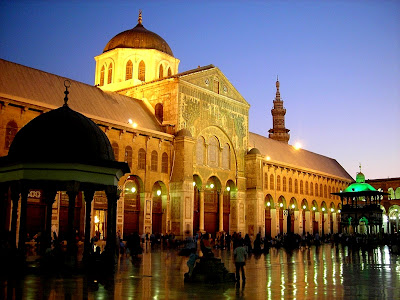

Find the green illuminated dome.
[
  {"left": 344, "top": 172, "right": 376, "bottom": 193},
  {"left": 356, "top": 172, "right": 365, "bottom": 183}
]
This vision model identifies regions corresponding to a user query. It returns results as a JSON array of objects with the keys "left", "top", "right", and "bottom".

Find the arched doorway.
[
  {"left": 193, "top": 175, "right": 202, "bottom": 234},
  {"left": 278, "top": 196, "right": 286, "bottom": 234},
  {"left": 288, "top": 198, "right": 297, "bottom": 233},
  {"left": 204, "top": 176, "right": 221, "bottom": 235},
  {"left": 223, "top": 180, "right": 235, "bottom": 233},
  {"left": 389, "top": 205, "right": 400, "bottom": 234},
  {"left": 321, "top": 201, "right": 327, "bottom": 235},
  {"left": 265, "top": 194, "right": 274, "bottom": 237},
  {"left": 152, "top": 182, "right": 163, "bottom": 234},
  {"left": 330, "top": 203, "right": 335, "bottom": 234},
  {"left": 312, "top": 200, "right": 319, "bottom": 235},
  {"left": 123, "top": 177, "right": 142, "bottom": 239},
  {"left": 301, "top": 199, "right": 308, "bottom": 234}
]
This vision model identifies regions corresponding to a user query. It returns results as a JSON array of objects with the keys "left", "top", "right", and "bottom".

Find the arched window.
[
  {"left": 138, "top": 60, "right": 145, "bottom": 81},
  {"left": 320, "top": 184, "right": 323, "bottom": 197},
  {"left": 283, "top": 177, "right": 287, "bottom": 192},
  {"left": 155, "top": 103, "right": 163, "bottom": 123},
  {"left": 161, "top": 152, "right": 168, "bottom": 173},
  {"left": 270, "top": 175, "right": 274, "bottom": 190},
  {"left": 138, "top": 148, "right": 146, "bottom": 170},
  {"left": 305, "top": 181, "right": 309, "bottom": 195},
  {"left": 289, "top": 178, "right": 293, "bottom": 193},
  {"left": 151, "top": 150, "right": 158, "bottom": 171},
  {"left": 315, "top": 184, "right": 318, "bottom": 197},
  {"left": 222, "top": 144, "right": 230, "bottom": 169},
  {"left": 124, "top": 146, "right": 132, "bottom": 168},
  {"left": 300, "top": 180, "right": 304, "bottom": 194},
  {"left": 112, "top": 142, "right": 119, "bottom": 161},
  {"left": 328, "top": 186, "right": 331, "bottom": 199},
  {"left": 207, "top": 136, "right": 219, "bottom": 168},
  {"left": 100, "top": 66, "right": 105, "bottom": 86},
  {"left": 159, "top": 64, "right": 163, "bottom": 79},
  {"left": 167, "top": 67, "right": 172, "bottom": 76},
  {"left": 310, "top": 182, "right": 314, "bottom": 196},
  {"left": 126, "top": 60, "right": 133, "bottom": 80},
  {"left": 324, "top": 185, "right": 327, "bottom": 198},
  {"left": 295, "top": 179, "right": 298, "bottom": 193},
  {"left": 5, "top": 120, "right": 18, "bottom": 150},
  {"left": 107, "top": 63, "right": 113, "bottom": 84},
  {"left": 196, "top": 137, "right": 205, "bottom": 165},
  {"left": 264, "top": 173, "right": 268, "bottom": 189},
  {"left": 277, "top": 176, "right": 281, "bottom": 191}
]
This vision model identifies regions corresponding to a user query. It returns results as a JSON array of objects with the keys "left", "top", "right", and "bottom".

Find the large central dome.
[{"left": 103, "top": 13, "right": 173, "bottom": 57}]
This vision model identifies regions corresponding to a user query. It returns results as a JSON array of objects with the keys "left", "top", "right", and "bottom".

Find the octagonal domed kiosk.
[
  {"left": 332, "top": 169, "right": 388, "bottom": 235},
  {"left": 0, "top": 82, "right": 129, "bottom": 269}
]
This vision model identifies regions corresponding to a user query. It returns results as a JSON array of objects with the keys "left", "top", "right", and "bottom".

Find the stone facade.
[{"left": 0, "top": 16, "right": 360, "bottom": 242}]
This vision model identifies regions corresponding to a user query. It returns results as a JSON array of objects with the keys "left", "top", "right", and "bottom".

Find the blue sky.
[{"left": 1, "top": 0, "right": 399, "bottom": 180}]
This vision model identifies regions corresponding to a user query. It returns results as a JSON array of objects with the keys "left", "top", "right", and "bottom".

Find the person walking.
[{"left": 234, "top": 239, "right": 248, "bottom": 282}]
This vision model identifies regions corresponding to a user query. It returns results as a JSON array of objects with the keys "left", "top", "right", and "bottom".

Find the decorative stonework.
[
  {"left": 171, "top": 197, "right": 180, "bottom": 219},
  {"left": 247, "top": 203, "right": 254, "bottom": 222},
  {"left": 185, "top": 197, "right": 191, "bottom": 219},
  {"left": 239, "top": 203, "right": 244, "bottom": 223}
]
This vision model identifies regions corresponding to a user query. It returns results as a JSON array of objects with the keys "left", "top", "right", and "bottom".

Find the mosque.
[{"left": 0, "top": 12, "right": 358, "bottom": 243}]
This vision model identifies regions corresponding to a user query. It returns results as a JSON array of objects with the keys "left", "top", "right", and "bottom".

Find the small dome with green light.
[
  {"left": 344, "top": 170, "right": 376, "bottom": 193},
  {"left": 356, "top": 172, "right": 365, "bottom": 183}
]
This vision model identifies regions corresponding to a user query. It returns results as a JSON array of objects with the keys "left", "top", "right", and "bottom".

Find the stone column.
[
  {"left": 10, "top": 189, "right": 19, "bottom": 249},
  {"left": 105, "top": 187, "right": 118, "bottom": 261},
  {"left": 44, "top": 190, "right": 57, "bottom": 253},
  {"left": 67, "top": 191, "right": 77, "bottom": 254},
  {"left": 219, "top": 191, "right": 224, "bottom": 232},
  {"left": 83, "top": 189, "right": 95, "bottom": 259},
  {"left": 199, "top": 189, "right": 205, "bottom": 232},
  {"left": 18, "top": 189, "right": 29, "bottom": 256}
]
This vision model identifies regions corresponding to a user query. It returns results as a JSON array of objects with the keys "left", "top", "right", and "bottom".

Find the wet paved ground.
[{"left": 2, "top": 243, "right": 400, "bottom": 299}]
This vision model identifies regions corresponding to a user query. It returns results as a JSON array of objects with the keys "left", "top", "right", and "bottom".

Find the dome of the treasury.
[
  {"left": 103, "top": 14, "right": 173, "bottom": 57},
  {"left": 8, "top": 103, "right": 115, "bottom": 164}
]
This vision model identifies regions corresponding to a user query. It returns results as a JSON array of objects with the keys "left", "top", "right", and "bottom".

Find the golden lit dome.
[{"left": 103, "top": 11, "right": 173, "bottom": 57}]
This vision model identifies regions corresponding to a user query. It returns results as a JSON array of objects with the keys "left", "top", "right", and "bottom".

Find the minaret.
[{"left": 268, "top": 77, "right": 290, "bottom": 143}]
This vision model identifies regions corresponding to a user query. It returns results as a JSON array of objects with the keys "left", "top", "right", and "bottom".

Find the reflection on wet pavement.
[{"left": 2, "top": 244, "right": 400, "bottom": 299}]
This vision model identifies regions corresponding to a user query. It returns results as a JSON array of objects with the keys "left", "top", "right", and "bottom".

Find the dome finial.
[
  {"left": 138, "top": 9, "right": 143, "bottom": 25},
  {"left": 359, "top": 163, "right": 362, "bottom": 173},
  {"left": 63, "top": 80, "right": 71, "bottom": 106}
]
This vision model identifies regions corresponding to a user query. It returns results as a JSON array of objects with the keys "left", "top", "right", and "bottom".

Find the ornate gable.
[{"left": 179, "top": 66, "right": 249, "bottom": 107}]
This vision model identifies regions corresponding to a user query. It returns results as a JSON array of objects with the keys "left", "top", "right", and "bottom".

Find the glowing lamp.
[
  {"left": 226, "top": 186, "right": 230, "bottom": 191},
  {"left": 266, "top": 156, "right": 271, "bottom": 161},
  {"left": 302, "top": 205, "right": 306, "bottom": 209},
  {"left": 291, "top": 204, "right": 295, "bottom": 209},
  {"left": 322, "top": 207, "right": 325, "bottom": 212},
  {"left": 279, "top": 203, "right": 283, "bottom": 207},
  {"left": 193, "top": 182, "right": 196, "bottom": 187},
  {"left": 156, "top": 190, "right": 161, "bottom": 196},
  {"left": 267, "top": 202, "right": 271, "bottom": 207},
  {"left": 131, "top": 187, "right": 136, "bottom": 193},
  {"left": 210, "top": 183, "right": 214, "bottom": 189},
  {"left": 294, "top": 142, "right": 302, "bottom": 150},
  {"left": 331, "top": 208, "right": 334, "bottom": 212},
  {"left": 312, "top": 207, "right": 316, "bottom": 211}
]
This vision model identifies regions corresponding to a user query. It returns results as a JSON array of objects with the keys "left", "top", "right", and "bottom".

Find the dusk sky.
[{"left": 1, "top": 0, "right": 399, "bottom": 180}]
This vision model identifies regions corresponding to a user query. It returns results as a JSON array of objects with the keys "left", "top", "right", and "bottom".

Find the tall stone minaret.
[{"left": 268, "top": 77, "right": 290, "bottom": 143}]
